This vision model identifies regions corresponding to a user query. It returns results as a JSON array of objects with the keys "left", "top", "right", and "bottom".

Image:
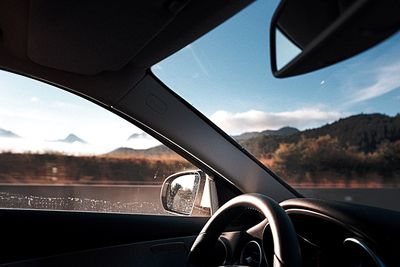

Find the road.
[{"left": 0, "top": 184, "right": 398, "bottom": 214}]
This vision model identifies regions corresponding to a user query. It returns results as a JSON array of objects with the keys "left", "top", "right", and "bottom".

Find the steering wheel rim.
[{"left": 189, "top": 193, "right": 301, "bottom": 267}]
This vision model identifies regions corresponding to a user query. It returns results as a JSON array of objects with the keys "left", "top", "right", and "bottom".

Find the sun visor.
[{"left": 27, "top": 0, "right": 179, "bottom": 75}]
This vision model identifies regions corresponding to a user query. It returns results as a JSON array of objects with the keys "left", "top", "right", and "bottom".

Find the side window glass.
[{"left": 0, "top": 70, "right": 210, "bottom": 216}]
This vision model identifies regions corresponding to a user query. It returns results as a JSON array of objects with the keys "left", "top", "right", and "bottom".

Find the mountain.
[
  {"left": 0, "top": 128, "right": 19, "bottom": 138},
  {"left": 239, "top": 113, "right": 400, "bottom": 157},
  {"left": 106, "top": 147, "right": 146, "bottom": 157},
  {"left": 233, "top": 126, "right": 299, "bottom": 141},
  {"left": 56, "top": 134, "right": 87, "bottom": 144},
  {"left": 106, "top": 145, "right": 175, "bottom": 158},
  {"left": 127, "top": 132, "right": 148, "bottom": 140}
]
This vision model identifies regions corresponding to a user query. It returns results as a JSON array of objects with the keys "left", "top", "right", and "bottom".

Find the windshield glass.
[{"left": 152, "top": 0, "right": 400, "bottom": 210}]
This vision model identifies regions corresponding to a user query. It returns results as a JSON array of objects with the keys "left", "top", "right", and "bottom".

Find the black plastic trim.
[{"left": 148, "top": 70, "right": 302, "bottom": 198}]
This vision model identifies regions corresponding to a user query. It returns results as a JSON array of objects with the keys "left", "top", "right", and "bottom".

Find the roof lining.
[{"left": 0, "top": 0, "right": 254, "bottom": 106}]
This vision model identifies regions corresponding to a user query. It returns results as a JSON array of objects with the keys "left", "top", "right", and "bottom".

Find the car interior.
[{"left": 0, "top": 0, "right": 399, "bottom": 267}]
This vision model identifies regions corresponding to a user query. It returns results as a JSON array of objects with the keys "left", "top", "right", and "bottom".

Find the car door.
[{"left": 0, "top": 69, "right": 232, "bottom": 266}]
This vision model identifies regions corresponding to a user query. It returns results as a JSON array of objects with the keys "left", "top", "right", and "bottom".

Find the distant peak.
[
  {"left": 127, "top": 132, "right": 148, "bottom": 141},
  {"left": 57, "top": 133, "right": 87, "bottom": 144}
]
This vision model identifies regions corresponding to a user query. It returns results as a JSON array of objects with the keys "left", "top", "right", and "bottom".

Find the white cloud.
[
  {"left": 30, "top": 97, "right": 39, "bottom": 102},
  {"left": 210, "top": 108, "right": 342, "bottom": 135},
  {"left": 348, "top": 63, "right": 400, "bottom": 104}
]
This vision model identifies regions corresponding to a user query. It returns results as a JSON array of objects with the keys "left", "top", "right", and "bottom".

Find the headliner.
[{"left": 0, "top": 0, "right": 253, "bottom": 105}]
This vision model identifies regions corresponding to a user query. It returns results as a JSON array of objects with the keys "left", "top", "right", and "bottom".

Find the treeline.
[
  {"left": 236, "top": 113, "right": 400, "bottom": 187},
  {"left": 0, "top": 152, "right": 193, "bottom": 185},
  {"left": 260, "top": 135, "right": 400, "bottom": 187},
  {"left": 240, "top": 113, "right": 400, "bottom": 157}
]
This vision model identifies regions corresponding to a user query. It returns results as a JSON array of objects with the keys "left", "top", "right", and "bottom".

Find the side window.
[{"left": 0, "top": 70, "right": 211, "bottom": 216}]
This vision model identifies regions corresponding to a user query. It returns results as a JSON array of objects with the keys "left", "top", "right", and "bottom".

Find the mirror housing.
[
  {"left": 160, "top": 170, "right": 214, "bottom": 216},
  {"left": 270, "top": 0, "right": 400, "bottom": 78}
]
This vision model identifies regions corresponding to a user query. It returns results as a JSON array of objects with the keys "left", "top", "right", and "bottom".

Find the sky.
[
  {"left": 153, "top": 0, "right": 400, "bottom": 135},
  {"left": 0, "top": 0, "right": 399, "bottom": 154}
]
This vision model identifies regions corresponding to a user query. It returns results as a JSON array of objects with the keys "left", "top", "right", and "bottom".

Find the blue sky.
[
  {"left": 153, "top": 0, "right": 400, "bottom": 135},
  {"left": 0, "top": 0, "right": 399, "bottom": 154}
]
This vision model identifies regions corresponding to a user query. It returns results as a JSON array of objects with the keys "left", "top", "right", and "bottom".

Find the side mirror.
[
  {"left": 270, "top": 0, "right": 400, "bottom": 78},
  {"left": 160, "top": 170, "right": 214, "bottom": 216}
]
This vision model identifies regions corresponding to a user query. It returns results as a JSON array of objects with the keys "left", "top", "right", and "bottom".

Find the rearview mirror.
[
  {"left": 270, "top": 0, "right": 400, "bottom": 78},
  {"left": 160, "top": 170, "right": 213, "bottom": 216}
]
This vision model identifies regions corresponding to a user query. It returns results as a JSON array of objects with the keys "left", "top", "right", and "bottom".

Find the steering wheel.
[{"left": 189, "top": 193, "right": 301, "bottom": 267}]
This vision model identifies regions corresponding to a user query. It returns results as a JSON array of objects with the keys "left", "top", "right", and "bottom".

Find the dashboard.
[
  {"left": 1, "top": 198, "right": 397, "bottom": 267},
  {"left": 211, "top": 198, "right": 399, "bottom": 267}
]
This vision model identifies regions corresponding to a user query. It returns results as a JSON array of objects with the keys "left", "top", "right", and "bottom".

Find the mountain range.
[
  {"left": 2, "top": 113, "right": 400, "bottom": 158},
  {"left": 107, "top": 113, "right": 400, "bottom": 158},
  {"left": 0, "top": 129, "right": 88, "bottom": 144}
]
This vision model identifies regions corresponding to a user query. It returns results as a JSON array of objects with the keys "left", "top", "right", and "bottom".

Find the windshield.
[{"left": 152, "top": 1, "right": 400, "bottom": 210}]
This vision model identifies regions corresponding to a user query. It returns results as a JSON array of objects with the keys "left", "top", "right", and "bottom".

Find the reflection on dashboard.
[{"left": 343, "top": 238, "right": 386, "bottom": 267}]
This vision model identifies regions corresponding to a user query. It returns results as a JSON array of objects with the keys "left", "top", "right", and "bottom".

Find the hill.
[
  {"left": 106, "top": 145, "right": 176, "bottom": 159},
  {"left": 233, "top": 126, "right": 299, "bottom": 141},
  {"left": 237, "top": 113, "right": 400, "bottom": 187},
  {"left": 239, "top": 113, "right": 400, "bottom": 157}
]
